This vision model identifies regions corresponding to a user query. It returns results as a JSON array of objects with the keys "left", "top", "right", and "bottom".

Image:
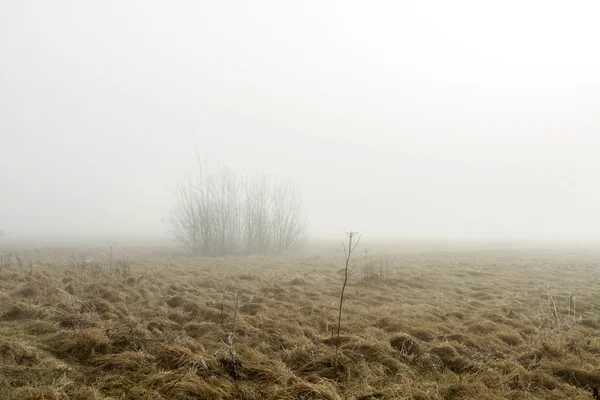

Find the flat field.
[{"left": 1, "top": 242, "right": 600, "bottom": 399}]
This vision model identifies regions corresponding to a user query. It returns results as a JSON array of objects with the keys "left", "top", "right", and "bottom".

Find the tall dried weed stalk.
[{"left": 335, "top": 231, "right": 361, "bottom": 359}]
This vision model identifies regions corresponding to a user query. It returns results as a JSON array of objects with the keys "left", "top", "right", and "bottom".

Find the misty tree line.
[{"left": 169, "top": 161, "right": 306, "bottom": 256}]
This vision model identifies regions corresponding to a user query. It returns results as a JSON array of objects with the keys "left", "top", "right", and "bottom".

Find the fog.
[{"left": 1, "top": 1, "right": 599, "bottom": 241}]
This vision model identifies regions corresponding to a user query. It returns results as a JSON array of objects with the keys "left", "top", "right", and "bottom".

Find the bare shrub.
[
  {"left": 169, "top": 161, "right": 306, "bottom": 256},
  {"left": 114, "top": 256, "right": 132, "bottom": 278},
  {"left": 0, "top": 232, "right": 12, "bottom": 273},
  {"left": 360, "top": 252, "right": 395, "bottom": 282},
  {"left": 0, "top": 250, "right": 12, "bottom": 272}
]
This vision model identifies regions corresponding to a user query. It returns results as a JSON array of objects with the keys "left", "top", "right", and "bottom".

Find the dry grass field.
[{"left": 1, "top": 242, "right": 600, "bottom": 399}]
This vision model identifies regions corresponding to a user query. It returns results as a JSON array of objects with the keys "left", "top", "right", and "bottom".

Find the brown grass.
[
  {"left": 93, "top": 350, "right": 154, "bottom": 371},
  {"left": 390, "top": 333, "right": 421, "bottom": 355},
  {"left": 1, "top": 244, "right": 600, "bottom": 399},
  {"left": 49, "top": 328, "right": 111, "bottom": 360}
]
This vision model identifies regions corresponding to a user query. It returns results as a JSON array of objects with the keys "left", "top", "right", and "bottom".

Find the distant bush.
[
  {"left": 0, "top": 231, "right": 12, "bottom": 272},
  {"left": 169, "top": 161, "right": 306, "bottom": 256}
]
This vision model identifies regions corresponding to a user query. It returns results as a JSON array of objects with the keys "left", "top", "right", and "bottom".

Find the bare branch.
[{"left": 350, "top": 234, "right": 362, "bottom": 254}]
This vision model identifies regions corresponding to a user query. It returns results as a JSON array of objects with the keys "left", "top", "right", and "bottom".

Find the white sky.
[{"left": 1, "top": 1, "right": 599, "bottom": 240}]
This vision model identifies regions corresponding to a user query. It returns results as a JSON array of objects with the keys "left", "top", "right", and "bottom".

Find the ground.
[{"left": 1, "top": 241, "right": 599, "bottom": 399}]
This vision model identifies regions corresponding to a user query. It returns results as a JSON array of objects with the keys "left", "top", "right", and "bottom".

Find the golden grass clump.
[
  {"left": 389, "top": 333, "right": 421, "bottom": 355},
  {"left": 553, "top": 366, "right": 600, "bottom": 389},
  {"left": 25, "top": 320, "right": 60, "bottom": 335},
  {"left": 373, "top": 316, "right": 406, "bottom": 333},
  {"left": 156, "top": 344, "right": 197, "bottom": 370},
  {"left": 15, "top": 386, "right": 66, "bottom": 400},
  {"left": 183, "top": 321, "right": 216, "bottom": 338},
  {"left": 0, "top": 340, "right": 40, "bottom": 365},
  {"left": 409, "top": 329, "right": 435, "bottom": 342},
  {"left": 166, "top": 296, "right": 185, "bottom": 308},
  {"left": 497, "top": 331, "right": 522, "bottom": 346},
  {"left": 146, "top": 318, "right": 180, "bottom": 333},
  {"left": 50, "top": 328, "right": 110, "bottom": 360},
  {"left": 289, "top": 276, "right": 305, "bottom": 285},
  {"left": 1, "top": 302, "right": 43, "bottom": 320},
  {"left": 80, "top": 298, "right": 112, "bottom": 315},
  {"left": 153, "top": 374, "right": 233, "bottom": 399},
  {"left": 107, "top": 324, "right": 153, "bottom": 352},
  {"left": 92, "top": 350, "right": 154, "bottom": 371},
  {"left": 297, "top": 352, "right": 349, "bottom": 381},
  {"left": 466, "top": 320, "right": 499, "bottom": 334},
  {"left": 59, "top": 315, "right": 96, "bottom": 329},
  {"left": 527, "top": 370, "right": 560, "bottom": 390},
  {"left": 269, "top": 381, "right": 341, "bottom": 400},
  {"left": 99, "top": 288, "right": 122, "bottom": 303},
  {"left": 444, "top": 333, "right": 481, "bottom": 350},
  {"left": 14, "top": 385, "right": 104, "bottom": 400},
  {"left": 197, "top": 305, "right": 226, "bottom": 323},
  {"left": 167, "top": 311, "right": 192, "bottom": 324},
  {"left": 343, "top": 339, "right": 407, "bottom": 375},
  {"left": 240, "top": 302, "right": 264, "bottom": 316},
  {"left": 429, "top": 344, "right": 475, "bottom": 373},
  {"left": 182, "top": 299, "right": 201, "bottom": 314},
  {"left": 18, "top": 285, "right": 37, "bottom": 297},
  {"left": 440, "top": 381, "right": 486, "bottom": 400}
]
